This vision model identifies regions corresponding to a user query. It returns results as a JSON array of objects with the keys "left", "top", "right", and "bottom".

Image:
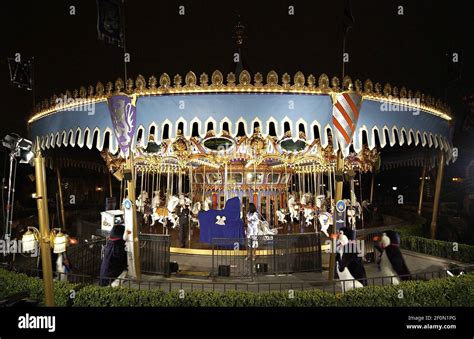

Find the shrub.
[
  {"left": 0, "top": 269, "right": 74, "bottom": 306},
  {"left": 399, "top": 235, "right": 474, "bottom": 263},
  {"left": 1, "top": 268, "right": 472, "bottom": 307}
]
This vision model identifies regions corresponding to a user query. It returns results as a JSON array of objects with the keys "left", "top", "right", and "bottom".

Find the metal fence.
[
  {"left": 13, "top": 233, "right": 171, "bottom": 281},
  {"left": 68, "top": 238, "right": 105, "bottom": 277},
  {"left": 211, "top": 233, "right": 322, "bottom": 278},
  {"left": 140, "top": 233, "right": 171, "bottom": 276}
]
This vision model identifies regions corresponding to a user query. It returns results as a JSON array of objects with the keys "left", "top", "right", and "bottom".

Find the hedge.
[
  {"left": 395, "top": 222, "right": 474, "bottom": 263},
  {"left": 1, "top": 269, "right": 473, "bottom": 307}
]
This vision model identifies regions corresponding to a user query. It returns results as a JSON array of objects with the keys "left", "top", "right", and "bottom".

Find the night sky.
[{"left": 0, "top": 0, "right": 473, "bottom": 200}]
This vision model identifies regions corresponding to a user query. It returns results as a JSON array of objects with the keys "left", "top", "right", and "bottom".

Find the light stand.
[{"left": 2, "top": 133, "right": 34, "bottom": 240}]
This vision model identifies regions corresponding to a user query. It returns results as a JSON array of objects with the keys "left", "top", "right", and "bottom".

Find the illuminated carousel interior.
[{"left": 101, "top": 123, "right": 380, "bottom": 248}]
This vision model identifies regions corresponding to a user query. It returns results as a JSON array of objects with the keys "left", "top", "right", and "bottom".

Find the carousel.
[{"left": 27, "top": 69, "right": 454, "bottom": 254}]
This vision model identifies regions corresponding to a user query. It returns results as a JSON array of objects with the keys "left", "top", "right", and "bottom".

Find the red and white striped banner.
[{"left": 332, "top": 92, "right": 362, "bottom": 156}]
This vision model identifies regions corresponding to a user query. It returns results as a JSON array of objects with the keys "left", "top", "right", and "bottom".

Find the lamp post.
[{"left": 33, "top": 142, "right": 55, "bottom": 306}]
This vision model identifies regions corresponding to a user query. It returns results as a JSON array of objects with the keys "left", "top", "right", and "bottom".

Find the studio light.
[{"left": 3, "top": 133, "right": 34, "bottom": 239}]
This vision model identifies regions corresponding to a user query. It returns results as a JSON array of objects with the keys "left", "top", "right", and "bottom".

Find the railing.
[
  {"left": 67, "top": 238, "right": 105, "bottom": 278},
  {"left": 13, "top": 233, "right": 171, "bottom": 281},
  {"left": 211, "top": 233, "right": 322, "bottom": 278},
  {"left": 140, "top": 234, "right": 171, "bottom": 276}
]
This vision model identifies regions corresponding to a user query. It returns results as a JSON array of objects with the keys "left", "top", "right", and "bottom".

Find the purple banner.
[{"left": 107, "top": 94, "right": 137, "bottom": 156}]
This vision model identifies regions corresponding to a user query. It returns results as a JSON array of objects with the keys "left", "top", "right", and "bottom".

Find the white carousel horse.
[
  {"left": 151, "top": 195, "right": 180, "bottom": 229},
  {"left": 288, "top": 194, "right": 299, "bottom": 222},
  {"left": 315, "top": 195, "right": 326, "bottom": 209},
  {"left": 318, "top": 212, "right": 332, "bottom": 237},
  {"left": 345, "top": 194, "right": 361, "bottom": 228},
  {"left": 191, "top": 201, "right": 202, "bottom": 228},
  {"left": 151, "top": 191, "right": 160, "bottom": 209},
  {"left": 276, "top": 209, "right": 287, "bottom": 224},
  {"left": 202, "top": 197, "right": 212, "bottom": 211},
  {"left": 257, "top": 220, "right": 279, "bottom": 237},
  {"left": 300, "top": 193, "right": 317, "bottom": 227},
  {"left": 136, "top": 191, "right": 149, "bottom": 213}
]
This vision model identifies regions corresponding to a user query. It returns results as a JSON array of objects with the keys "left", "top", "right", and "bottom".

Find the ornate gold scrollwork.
[
  {"left": 210, "top": 70, "right": 224, "bottom": 88},
  {"left": 135, "top": 75, "right": 146, "bottom": 91}
]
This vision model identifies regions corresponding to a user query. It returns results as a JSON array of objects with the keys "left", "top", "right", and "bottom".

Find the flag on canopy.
[
  {"left": 332, "top": 91, "right": 362, "bottom": 157},
  {"left": 96, "top": 0, "right": 124, "bottom": 47},
  {"left": 107, "top": 94, "right": 137, "bottom": 157}
]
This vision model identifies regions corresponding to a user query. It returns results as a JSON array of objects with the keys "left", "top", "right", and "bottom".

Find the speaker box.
[
  {"left": 255, "top": 263, "right": 268, "bottom": 273},
  {"left": 169, "top": 261, "right": 179, "bottom": 273},
  {"left": 218, "top": 265, "right": 230, "bottom": 277}
]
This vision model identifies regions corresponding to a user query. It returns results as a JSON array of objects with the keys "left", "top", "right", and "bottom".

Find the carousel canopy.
[{"left": 28, "top": 70, "right": 454, "bottom": 164}]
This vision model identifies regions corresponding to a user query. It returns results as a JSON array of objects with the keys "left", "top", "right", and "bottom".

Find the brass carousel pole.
[
  {"left": 369, "top": 172, "right": 375, "bottom": 203},
  {"left": 34, "top": 142, "right": 55, "bottom": 306},
  {"left": 55, "top": 159, "right": 66, "bottom": 230},
  {"left": 108, "top": 171, "right": 113, "bottom": 198},
  {"left": 126, "top": 152, "right": 141, "bottom": 280},
  {"left": 328, "top": 150, "right": 344, "bottom": 281},
  {"left": 417, "top": 160, "right": 427, "bottom": 215},
  {"left": 430, "top": 151, "right": 445, "bottom": 239}
]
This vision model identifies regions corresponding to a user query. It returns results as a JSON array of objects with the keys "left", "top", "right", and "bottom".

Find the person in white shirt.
[{"left": 246, "top": 203, "right": 259, "bottom": 260}]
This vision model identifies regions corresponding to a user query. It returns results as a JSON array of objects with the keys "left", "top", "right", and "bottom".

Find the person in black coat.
[
  {"left": 178, "top": 205, "right": 190, "bottom": 248},
  {"left": 99, "top": 224, "right": 127, "bottom": 286}
]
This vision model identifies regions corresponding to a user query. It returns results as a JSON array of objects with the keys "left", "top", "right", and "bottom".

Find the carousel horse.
[
  {"left": 202, "top": 197, "right": 212, "bottom": 211},
  {"left": 317, "top": 212, "right": 332, "bottom": 237},
  {"left": 300, "top": 193, "right": 317, "bottom": 227},
  {"left": 151, "top": 195, "right": 180, "bottom": 229},
  {"left": 191, "top": 201, "right": 202, "bottom": 228},
  {"left": 151, "top": 191, "right": 160, "bottom": 209},
  {"left": 315, "top": 195, "right": 326, "bottom": 209},
  {"left": 276, "top": 209, "right": 287, "bottom": 224},
  {"left": 287, "top": 194, "right": 300, "bottom": 222},
  {"left": 257, "top": 219, "right": 280, "bottom": 240},
  {"left": 345, "top": 193, "right": 361, "bottom": 228},
  {"left": 136, "top": 191, "right": 149, "bottom": 213}
]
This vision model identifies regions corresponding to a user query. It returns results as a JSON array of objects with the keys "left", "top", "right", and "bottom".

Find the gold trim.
[
  {"left": 29, "top": 70, "right": 452, "bottom": 124},
  {"left": 170, "top": 243, "right": 331, "bottom": 256}
]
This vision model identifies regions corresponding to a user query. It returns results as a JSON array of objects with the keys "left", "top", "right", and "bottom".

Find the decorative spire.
[
  {"left": 230, "top": 14, "right": 251, "bottom": 79},
  {"left": 232, "top": 15, "right": 246, "bottom": 46}
]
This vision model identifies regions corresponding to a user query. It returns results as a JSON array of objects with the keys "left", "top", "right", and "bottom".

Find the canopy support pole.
[
  {"left": 328, "top": 150, "right": 343, "bottom": 281},
  {"left": 430, "top": 151, "right": 445, "bottom": 239},
  {"left": 369, "top": 172, "right": 375, "bottom": 203},
  {"left": 55, "top": 162, "right": 66, "bottom": 230},
  {"left": 126, "top": 153, "right": 141, "bottom": 280},
  {"left": 417, "top": 161, "right": 427, "bottom": 215}
]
